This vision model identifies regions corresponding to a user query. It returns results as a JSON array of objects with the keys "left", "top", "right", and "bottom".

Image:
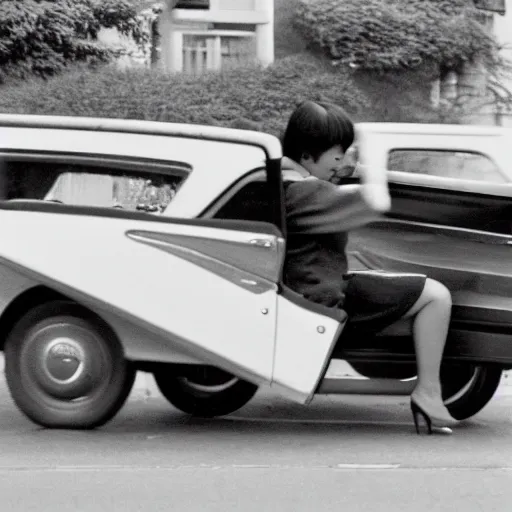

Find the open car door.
[{"left": 208, "top": 167, "right": 352, "bottom": 404}]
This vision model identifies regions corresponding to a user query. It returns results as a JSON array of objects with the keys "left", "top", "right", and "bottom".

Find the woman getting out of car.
[{"left": 280, "top": 100, "right": 457, "bottom": 435}]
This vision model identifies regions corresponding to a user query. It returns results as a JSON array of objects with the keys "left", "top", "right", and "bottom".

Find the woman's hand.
[
  {"left": 359, "top": 183, "right": 391, "bottom": 213},
  {"left": 357, "top": 162, "right": 392, "bottom": 213}
]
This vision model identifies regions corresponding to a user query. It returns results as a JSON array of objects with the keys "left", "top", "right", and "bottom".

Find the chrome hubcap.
[
  {"left": 43, "top": 338, "right": 85, "bottom": 384},
  {"left": 181, "top": 376, "right": 238, "bottom": 393},
  {"left": 24, "top": 320, "right": 111, "bottom": 400},
  {"left": 443, "top": 366, "right": 481, "bottom": 405}
]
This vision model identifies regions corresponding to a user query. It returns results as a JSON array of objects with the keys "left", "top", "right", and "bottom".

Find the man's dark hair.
[{"left": 282, "top": 100, "right": 355, "bottom": 163}]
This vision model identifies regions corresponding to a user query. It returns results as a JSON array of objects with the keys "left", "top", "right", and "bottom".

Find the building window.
[
  {"left": 183, "top": 35, "right": 214, "bottom": 73},
  {"left": 473, "top": 0, "right": 506, "bottom": 15},
  {"left": 174, "top": 0, "right": 210, "bottom": 9},
  {"left": 221, "top": 36, "right": 256, "bottom": 68},
  {"left": 182, "top": 33, "right": 255, "bottom": 73}
]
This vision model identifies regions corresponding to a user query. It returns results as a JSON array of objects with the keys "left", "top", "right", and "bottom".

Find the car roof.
[
  {"left": 356, "top": 122, "right": 512, "bottom": 138},
  {"left": 0, "top": 114, "right": 283, "bottom": 160},
  {"left": 0, "top": 114, "right": 281, "bottom": 218}
]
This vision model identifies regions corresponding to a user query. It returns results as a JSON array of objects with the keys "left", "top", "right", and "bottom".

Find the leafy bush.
[
  {"left": 0, "top": 0, "right": 144, "bottom": 82},
  {"left": 294, "top": 0, "right": 496, "bottom": 72},
  {"left": 350, "top": 68, "right": 464, "bottom": 123},
  {"left": 0, "top": 55, "right": 369, "bottom": 136}
]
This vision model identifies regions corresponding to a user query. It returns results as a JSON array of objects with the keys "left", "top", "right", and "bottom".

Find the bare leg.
[{"left": 398, "top": 278, "right": 456, "bottom": 424}]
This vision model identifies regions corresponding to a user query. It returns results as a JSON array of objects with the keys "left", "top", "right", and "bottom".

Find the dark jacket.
[{"left": 283, "top": 176, "right": 377, "bottom": 308}]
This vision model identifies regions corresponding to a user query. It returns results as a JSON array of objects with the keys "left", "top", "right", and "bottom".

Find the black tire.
[
  {"left": 153, "top": 365, "right": 258, "bottom": 417},
  {"left": 441, "top": 363, "right": 502, "bottom": 420},
  {"left": 4, "top": 301, "right": 136, "bottom": 429}
]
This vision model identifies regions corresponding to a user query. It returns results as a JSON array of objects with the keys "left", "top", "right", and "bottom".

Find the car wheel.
[
  {"left": 441, "top": 363, "right": 502, "bottom": 420},
  {"left": 153, "top": 365, "right": 258, "bottom": 417},
  {"left": 4, "top": 301, "right": 136, "bottom": 429}
]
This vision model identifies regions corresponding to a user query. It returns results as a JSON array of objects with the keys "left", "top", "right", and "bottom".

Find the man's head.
[{"left": 282, "top": 100, "right": 355, "bottom": 181}]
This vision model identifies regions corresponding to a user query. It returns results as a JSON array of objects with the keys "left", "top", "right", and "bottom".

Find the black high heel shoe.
[{"left": 410, "top": 399, "right": 456, "bottom": 435}]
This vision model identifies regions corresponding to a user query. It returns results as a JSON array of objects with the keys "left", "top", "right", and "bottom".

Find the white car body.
[
  {"left": 0, "top": 114, "right": 343, "bottom": 404},
  {"left": 3, "top": 115, "right": 512, "bottom": 429},
  {"left": 355, "top": 122, "right": 512, "bottom": 196}
]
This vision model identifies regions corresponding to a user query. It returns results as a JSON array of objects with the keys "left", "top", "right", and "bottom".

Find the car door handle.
[{"left": 249, "top": 238, "right": 274, "bottom": 249}]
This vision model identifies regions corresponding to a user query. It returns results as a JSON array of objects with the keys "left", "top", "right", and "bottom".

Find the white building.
[
  {"left": 158, "top": 0, "right": 274, "bottom": 73},
  {"left": 97, "top": 0, "right": 274, "bottom": 73}
]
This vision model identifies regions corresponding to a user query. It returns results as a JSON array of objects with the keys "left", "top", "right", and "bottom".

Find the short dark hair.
[{"left": 282, "top": 101, "right": 355, "bottom": 162}]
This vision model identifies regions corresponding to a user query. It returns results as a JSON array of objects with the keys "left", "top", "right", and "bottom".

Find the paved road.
[{"left": 0, "top": 372, "right": 512, "bottom": 511}]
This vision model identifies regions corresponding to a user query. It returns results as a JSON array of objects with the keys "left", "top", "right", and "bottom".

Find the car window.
[
  {"left": 209, "top": 171, "right": 275, "bottom": 224},
  {"left": 0, "top": 158, "right": 188, "bottom": 213},
  {"left": 387, "top": 149, "right": 506, "bottom": 183}
]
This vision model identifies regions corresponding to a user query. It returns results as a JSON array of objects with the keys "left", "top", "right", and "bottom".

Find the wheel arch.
[{"left": 0, "top": 286, "right": 99, "bottom": 352}]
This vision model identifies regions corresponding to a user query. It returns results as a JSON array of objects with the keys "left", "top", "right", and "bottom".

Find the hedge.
[
  {"left": 0, "top": 55, "right": 370, "bottom": 136},
  {"left": 294, "top": 0, "right": 495, "bottom": 72}
]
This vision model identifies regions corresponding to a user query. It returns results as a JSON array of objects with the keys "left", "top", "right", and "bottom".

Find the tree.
[
  {"left": 0, "top": 0, "right": 146, "bottom": 83},
  {"left": 294, "top": 0, "right": 511, "bottom": 123}
]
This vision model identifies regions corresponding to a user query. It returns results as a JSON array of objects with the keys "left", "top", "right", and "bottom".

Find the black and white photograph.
[{"left": 1, "top": 0, "right": 512, "bottom": 510}]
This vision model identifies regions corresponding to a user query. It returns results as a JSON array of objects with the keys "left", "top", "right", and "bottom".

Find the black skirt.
[{"left": 342, "top": 271, "right": 427, "bottom": 334}]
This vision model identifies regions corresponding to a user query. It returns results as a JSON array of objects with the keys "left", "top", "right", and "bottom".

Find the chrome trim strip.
[
  {"left": 370, "top": 218, "right": 512, "bottom": 244},
  {"left": 386, "top": 171, "right": 512, "bottom": 195},
  {"left": 128, "top": 229, "right": 284, "bottom": 280},
  {"left": 127, "top": 230, "right": 282, "bottom": 294}
]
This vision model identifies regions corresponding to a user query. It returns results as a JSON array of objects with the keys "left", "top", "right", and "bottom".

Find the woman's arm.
[
  {"left": 282, "top": 155, "right": 391, "bottom": 214},
  {"left": 282, "top": 156, "right": 391, "bottom": 234},
  {"left": 285, "top": 179, "right": 385, "bottom": 234},
  {"left": 356, "top": 162, "right": 391, "bottom": 213}
]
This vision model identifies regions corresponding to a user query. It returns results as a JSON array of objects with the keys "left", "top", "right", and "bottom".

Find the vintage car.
[{"left": 0, "top": 114, "right": 511, "bottom": 429}]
